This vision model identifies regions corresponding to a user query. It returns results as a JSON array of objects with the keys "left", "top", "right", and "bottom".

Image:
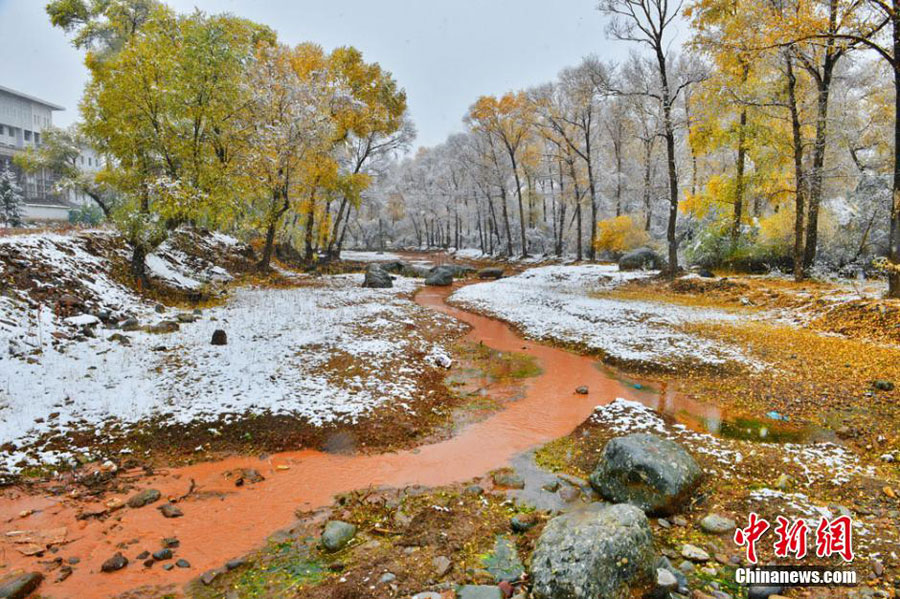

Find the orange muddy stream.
[{"left": 0, "top": 282, "right": 685, "bottom": 598}]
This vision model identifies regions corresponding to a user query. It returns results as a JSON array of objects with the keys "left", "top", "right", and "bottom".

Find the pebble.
[
  {"left": 433, "top": 555, "right": 453, "bottom": 577},
  {"left": 159, "top": 504, "right": 184, "bottom": 518},
  {"left": 700, "top": 513, "right": 736, "bottom": 535},
  {"left": 152, "top": 548, "right": 172, "bottom": 561},
  {"left": 101, "top": 552, "right": 128, "bottom": 573},
  {"left": 657, "top": 568, "right": 678, "bottom": 589},
  {"left": 225, "top": 558, "right": 246, "bottom": 571},
  {"left": 126, "top": 489, "right": 161, "bottom": 509},
  {"left": 681, "top": 544, "right": 711, "bottom": 562},
  {"left": 175, "top": 558, "right": 190, "bottom": 568}
]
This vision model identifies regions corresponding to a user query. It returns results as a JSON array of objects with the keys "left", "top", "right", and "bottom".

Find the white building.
[{"left": 0, "top": 85, "right": 78, "bottom": 222}]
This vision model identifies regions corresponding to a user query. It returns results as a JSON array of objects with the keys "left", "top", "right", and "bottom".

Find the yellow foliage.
[
  {"left": 594, "top": 215, "right": 650, "bottom": 254},
  {"left": 757, "top": 208, "right": 795, "bottom": 253}
]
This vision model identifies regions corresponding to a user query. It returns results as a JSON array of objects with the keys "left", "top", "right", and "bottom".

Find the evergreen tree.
[{"left": 0, "top": 165, "right": 24, "bottom": 227}]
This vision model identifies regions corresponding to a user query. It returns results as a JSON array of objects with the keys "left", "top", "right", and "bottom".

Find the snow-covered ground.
[
  {"left": 0, "top": 275, "right": 459, "bottom": 474},
  {"left": 450, "top": 264, "right": 753, "bottom": 369},
  {"left": 0, "top": 232, "right": 461, "bottom": 475}
]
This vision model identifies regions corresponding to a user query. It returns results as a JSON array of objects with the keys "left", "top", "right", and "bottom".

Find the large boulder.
[
  {"left": 429, "top": 264, "right": 474, "bottom": 277},
  {"left": 531, "top": 503, "right": 656, "bottom": 599},
  {"left": 589, "top": 433, "right": 702, "bottom": 516},
  {"left": 362, "top": 264, "right": 393, "bottom": 288},
  {"left": 618, "top": 247, "right": 665, "bottom": 271},
  {"left": 478, "top": 267, "right": 504, "bottom": 279},
  {"left": 378, "top": 260, "right": 411, "bottom": 274},
  {"left": 425, "top": 266, "right": 454, "bottom": 286}
]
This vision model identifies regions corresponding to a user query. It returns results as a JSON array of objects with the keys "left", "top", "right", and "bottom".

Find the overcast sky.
[{"left": 0, "top": 0, "right": 647, "bottom": 149}]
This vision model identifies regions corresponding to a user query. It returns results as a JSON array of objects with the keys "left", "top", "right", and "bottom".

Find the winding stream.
[{"left": 1, "top": 282, "right": 667, "bottom": 599}]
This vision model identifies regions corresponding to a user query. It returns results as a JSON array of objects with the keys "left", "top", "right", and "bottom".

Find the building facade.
[{"left": 0, "top": 85, "right": 77, "bottom": 222}]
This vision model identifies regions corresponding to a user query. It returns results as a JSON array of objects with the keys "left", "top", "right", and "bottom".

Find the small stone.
[
  {"left": 542, "top": 480, "right": 560, "bottom": 492},
  {"left": 672, "top": 516, "right": 688, "bottom": 527},
  {"left": 464, "top": 484, "right": 484, "bottom": 496},
  {"left": 510, "top": 512, "right": 539, "bottom": 533},
  {"left": 558, "top": 485, "right": 581, "bottom": 503},
  {"left": 126, "top": 488, "right": 161, "bottom": 509},
  {"left": 0, "top": 571, "right": 43, "bottom": 598},
  {"left": 321, "top": 520, "right": 356, "bottom": 552},
  {"left": 658, "top": 518, "right": 671, "bottom": 529},
  {"left": 211, "top": 329, "right": 227, "bottom": 345},
  {"left": 225, "top": 558, "right": 246, "bottom": 571},
  {"left": 873, "top": 380, "right": 894, "bottom": 391},
  {"left": 136, "top": 551, "right": 150, "bottom": 560},
  {"left": 378, "top": 572, "right": 396, "bottom": 584},
  {"left": 492, "top": 471, "right": 525, "bottom": 489},
  {"left": 201, "top": 570, "right": 219, "bottom": 585},
  {"left": 700, "top": 513, "right": 736, "bottom": 535},
  {"left": 162, "top": 537, "right": 180, "bottom": 548},
  {"left": 458, "top": 586, "right": 504, "bottom": 599},
  {"left": 433, "top": 555, "right": 453, "bottom": 577},
  {"left": 657, "top": 567, "right": 678, "bottom": 589},
  {"left": 158, "top": 503, "right": 183, "bottom": 518},
  {"left": 101, "top": 552, "right": 128, "bottom": 572},
  {"left": 143, "top": 559, "right": 154, "bottom": 568},
  {"left": 175, "top": 559, "right": 190, "bottom": 568},
  {"left": 162, "top": 564, "right": 174, "bottom": 571},
  {"left": 681, "top": 544, "right": 711, "bottom": 562},
  {"left": 575, "top": 386, "right": 589, "bottom": 394},
  {"left": 152, "top": 548, "right": 172, "bottom": 561},
  {"left": 148, "top": 320, "right": 179, "bottom": 334}
]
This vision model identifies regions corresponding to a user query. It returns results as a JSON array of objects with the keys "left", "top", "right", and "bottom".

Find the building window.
[{"left": 24, "top": 130, "right": 31, "bottom": 142}]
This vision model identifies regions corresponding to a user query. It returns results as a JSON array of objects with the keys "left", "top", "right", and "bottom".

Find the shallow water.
[{"left": 0, "top": 282, "right": 661, "bottom": 598}]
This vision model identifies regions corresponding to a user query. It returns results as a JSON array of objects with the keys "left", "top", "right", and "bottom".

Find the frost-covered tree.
[{"left": 0, "top": 166, "right": 25, "bottom": 228}]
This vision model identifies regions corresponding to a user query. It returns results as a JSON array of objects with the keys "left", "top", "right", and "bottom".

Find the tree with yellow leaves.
[
  {"left": 468, "top": 92, "right": 534, "bottom": 257},
  {"left": 74, "top": 5, "right": 271, "bottom": 284}
]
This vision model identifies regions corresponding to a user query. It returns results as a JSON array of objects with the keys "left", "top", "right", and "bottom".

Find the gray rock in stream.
[
  {"left": 363, "top": 264, "right": 393, "bottom": 288},
  {"left": 425, "top": 266, "right": 454, "bottom": 286},
  {"left": 589, "top": 433, "right": 702, "bottom": 516},
  {"left": 531, "top": 503, "right": 656, "bottom": 599}
]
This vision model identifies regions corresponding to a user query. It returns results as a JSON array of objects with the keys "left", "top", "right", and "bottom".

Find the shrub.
[
  {"left": 594, "top": 215, "right": 649, "bottom": 256},
  {"left": 68, "top": 204, "right": 105, "bottom": 226}
]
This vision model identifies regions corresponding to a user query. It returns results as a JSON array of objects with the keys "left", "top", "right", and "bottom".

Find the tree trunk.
[
  {"left": 615, "top": 137, "right": 623, "bottom": 217},
  {"left": 130, "top": 244, "right": 149, "bottom": 290},
  {"left": 890, "top": 56, "right": 900, "bottom": 297},
  {"left": 585, "top": 128, "right": 598, "bottom": 261},
  {"left": 732, "top": 105, "right": 748, "bottom": 243},
  {"left": 786, "top": 52, "right": 807, "bottom": 282},
  {"left": 509, "top": 152, "right": 528, "bottom": 257},
  {"left": 657, "top": 48, "right": 680, "bottom": 277},
  {"left": 258, "top": 221, "right": 277, "bottom": 271},
  {"left": 643, "top": 141, "right": 653, "bottom": 231}
]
